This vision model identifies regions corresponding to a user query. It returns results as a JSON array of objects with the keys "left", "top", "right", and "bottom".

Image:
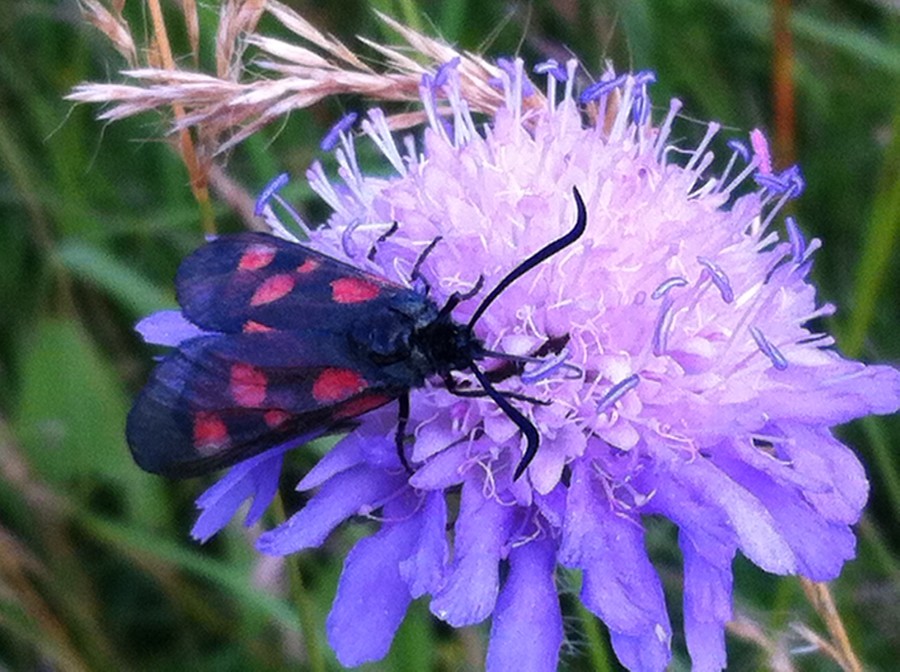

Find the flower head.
[{"left": 142, "top": 58, "right": 899, "bottom": 671}]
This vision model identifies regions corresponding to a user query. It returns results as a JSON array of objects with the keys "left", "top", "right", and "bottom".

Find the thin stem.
[
  {"left": 799, "top": 578, "right": 863, "bottom": 672},
  {"left": 146, "top": 0, "right": 215, "bottom": 234},
  {"left": 272, "top": 493, "right": 326, "bottom": 672}
]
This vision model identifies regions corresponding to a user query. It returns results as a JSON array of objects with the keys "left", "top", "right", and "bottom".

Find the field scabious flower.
[{"left": 142, "top": 59, "right": 899, "bottom": 671}]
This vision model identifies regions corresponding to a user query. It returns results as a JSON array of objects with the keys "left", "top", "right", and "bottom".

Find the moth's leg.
[
  {"left": 442, "top": 373, "right": 550, "bottom": 406},
  {"left": 409, "top": 237, "right": 443, "bottom": 295},
  {"left": 395, "top": 391, "right": 413, "bottom": 474},
  {"left": 437, "top": 275, "right": 485, "bottom": 316}
]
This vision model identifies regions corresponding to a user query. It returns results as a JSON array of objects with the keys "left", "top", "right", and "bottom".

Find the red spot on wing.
[
  {"left": 193, "top": 412, "right": 228, "bottom": 454},
  {"left": 243, "top": 320, "right": 275, "bottom": 333},
  {"left": 332, "top": 393, "right": 393, "bottom": 419},
  {"left": 264, "top": 409, "right": 291, "bottom": 428},
  {"left": 296, "top": 258, "right": 320, "bottom": 274},
  {"left": 331, "top": 277, "right": 380, "bottom": 303},
  {"left": 238, "top": 245, "right": 276, "bottom": 271},
  {"left": 231, "top": 363, "right": 268, "bottom": 406},
  {"left": 312, "top": 368, "right": 367, "bottom": 403},
  {"left": 251, "top": 274, "right": 295, "bottom": 306}
]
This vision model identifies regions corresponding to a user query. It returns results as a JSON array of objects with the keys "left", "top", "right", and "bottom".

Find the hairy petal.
[
  {"left": 430, "top": 476, "right": 517, "bottom": 626},
  {"left": 486, "top": 536, "right": 563, "bottom": 672},
  {"left": 680, "top": 532, "right": 733, "bottom": 672}
]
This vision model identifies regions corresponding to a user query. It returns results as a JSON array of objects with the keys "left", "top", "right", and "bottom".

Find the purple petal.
[
  {"left": 486, "top": 537, "right": 563, "bottom": 672},
  {"left": 430, "top": 477, "right": 517, "bottom": 626},
  {"left": 398, "top": 491, "right": 448, "bottom": 597},
  {"left": 644, "top": 455, "right": 797, "bottom": 574},
  {"left": 681, "top": 533, "right": 732, "bottom": 672},
  {"left": 709, "top": 450, "right": 857, "bottom": 580},
  {"left": 326, "top": 493, "right": 419, "bottom": 666},
  {"left": 296, "top": 434, "right": 366, "bottom": 491},
  {"left": 784, "top": 426, "right": 868, "bottom": 524},
  {"left": 191, "top": 441, "right": 295, "bottom": 542},
  {"left": 761, "top": 359, "right": 900, "bottom": 425},
  {"left": 256, "top": 465, "right": 405, "bottom": 555},
  {"left": 560, "top": 462, "right": 672, "bottom": 671},
  {"left": 136, "top": 310, "right": 211, "bottom": 346},
  {"left": 408, "top": 441, "right": 470, "bottom": 490}
]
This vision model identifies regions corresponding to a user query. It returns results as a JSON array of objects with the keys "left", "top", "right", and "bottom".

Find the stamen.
[
  {"left": 654, "top": 98, "right": 683, "bottom": 161},
  {"left": 750, "top": 326, "right": 789, "bottom": 370},
  {"left": 685, "top": 122, "right": 720, "bottom": 171},
  {"left": 306, "top": 161, "right": 342, "bottom": 212},
  {"left": 608, "top": 76, "right": 636, "bottom": 142},
  {"left": 716, "top": 140, "right": 748, "bottom": 191},
  {"left": 759, "top": 187, "right": 797, "bottom": 233},
  {"left": 727, "top": 139, "right": 750, "bottom": 161},
  {"left": 433, "top": 57, "right": 460, "bottom": 88},
  {"left": 254, "top": 172, "right": 290, "bottom": 216},
  {"left": 634, "top": 70, "right": 657, "bottom": 86},
  {"left": 755, "top": 165, "right": 803, "bottom": 197},
  {"left": 596, "top": 374, "right": 640, "bottom": 414},
  {"left": 718, "top": 154, "right": 760, "bottom": 198},
  {"left": 632, "top": 94, "right": 649, "bottom": 126},
  {"left": 361, "top": 108, "right": 406, "bottom": 175},
  {"left": 533, "top": 59, "right": 568, "bottom": 81},
  {"left": 750, "top": 128, "right": 772, "bottom": 174},
  {"left": 520, "top": 347, "right": 579, "bottom": 383},
  {"left": 697, "top": 256, "right": 734, "bottom": 303},
  {"left": 481, "top": 348, "right": 583, "bottom": 381},
  {"left": 785, "top": 216, "right": 806, "bottom": 261},
  {"left": 340, "top": 218, "right": 364, "bottom": 259},
  {"left": 419, "top": 74, "right": 447, "bottom": 143},
  {"left": 495, "top": 57, "right": 535, "bottom": 98},
  {"left": 254, "top": 173, "right": 310, "bottom": 240},
  {"left": 630, "top": 70, "right": 656, "bottom": 126},
  {"left": 579, "top": 74, "right": 627, "bottom": 104},
  {"left": 651, "top": 276, "right": 688, "bottom": 300},
  {"left": 563, "top": 60, "right": 578, "bottom": 103},
  {"left": 320, "top": 112, "right": 358, "bottom": 152},
  {"left": 686, "top": 153, "right": 717, "bottom": 197},
  {"left": 652, "top": 296, "right": 675, "bottom": 356}
]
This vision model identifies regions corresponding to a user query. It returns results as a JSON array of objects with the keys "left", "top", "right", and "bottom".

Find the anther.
[
  {"left": 596, "top": 374, "right": 640, "bottom": 414},
  {"left": 320, "top": 112, "right": 358, "bottom": 152},
  {"left": 750, "top": 326, "right": 788, "bottom": 370},
  {"left": 651, "top": 276, "right": 688, "bottom": 300},
  {"left": 533, "top": 59, "right": 568, "bottom": 81},
  {"left": 652, "top": 297, "right": 675, "bottom": 356},
  {"left": 254, "top": 173, "right": 290, "bottom": 216},
  {"left": 520, "top": 347, "right": 580, "bottom": 383},
  {"left": 697, "top": 256, "right": 734, "bottom": 303}
]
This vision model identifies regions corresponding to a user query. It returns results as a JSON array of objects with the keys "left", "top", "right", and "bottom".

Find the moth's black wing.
[
  {"left": 127, "top": 332, "right": 401, "bottom": 478},
  {"left": 176, "top": 232, "right": 412, "bottom": 333}
]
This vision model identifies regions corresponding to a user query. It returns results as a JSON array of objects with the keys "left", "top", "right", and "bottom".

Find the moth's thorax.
[{"left": 348, "top": 290, "right": 482, "bottom": 386}]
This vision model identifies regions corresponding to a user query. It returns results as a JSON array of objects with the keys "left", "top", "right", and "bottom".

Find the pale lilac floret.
[{"left": 160, "top": 58, "right": 900, "bottom": 671}]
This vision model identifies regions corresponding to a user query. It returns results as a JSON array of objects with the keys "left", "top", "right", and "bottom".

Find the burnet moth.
[{"left": 127, "top": 186, "right": 587, "bottom": 480}]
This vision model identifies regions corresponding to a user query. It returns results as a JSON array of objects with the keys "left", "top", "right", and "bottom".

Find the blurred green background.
[{"left": 1, "top": 0, "right": 898, "bottom": 670}]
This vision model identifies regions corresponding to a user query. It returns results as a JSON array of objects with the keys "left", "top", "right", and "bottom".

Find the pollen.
[
  {"left": 312, "top": 368, "right": 367, "bottom": 403},
  {"left": 231, "top": 363, "right": 268, "bottom": 406},
  {"left": 250, "top": 274, "right": 295, "bottom": 306},
  {"left": 238, "top": 245, "right": 277, "bottom": 271},
  {"left": 331, "top": 277, "right": 380, "bottom": 303}
]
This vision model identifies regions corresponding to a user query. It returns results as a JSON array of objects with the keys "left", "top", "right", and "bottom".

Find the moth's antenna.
[
  {"left": 468, "top": 186, "right": 588, "bottom": 329},
  {"left": 468, "top": 364, "right": 539, "bottom": 480}
]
